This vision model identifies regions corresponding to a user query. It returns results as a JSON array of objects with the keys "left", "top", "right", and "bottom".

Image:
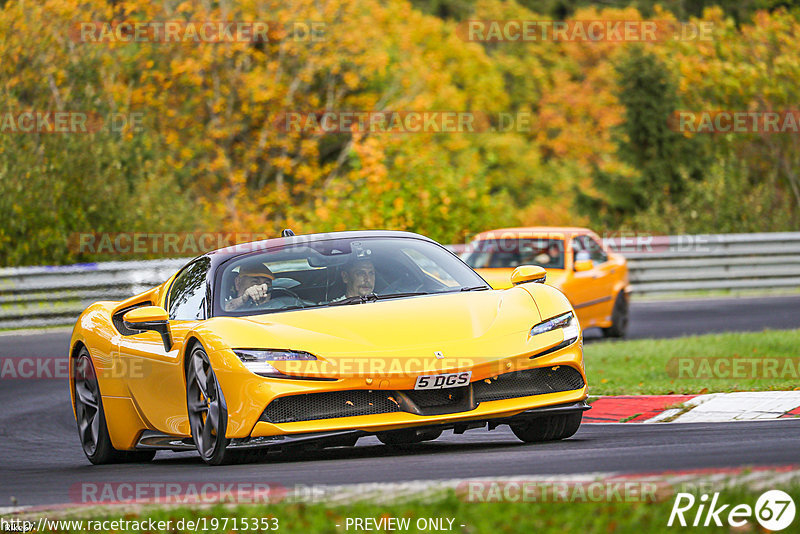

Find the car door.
[
  {"left": 581, "top": 235, "right": 616, "bottom": 325},
  {"left": 118, "top": 257, "right": 210, "bottom": 436},
  {"left": 565, "top": 235, "right": 615, "bottom": 328}
]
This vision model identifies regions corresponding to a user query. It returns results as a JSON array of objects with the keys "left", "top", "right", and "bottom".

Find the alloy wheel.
[
  {"left": 186, "top": 347, "right": 227, "bottom": 462},
  {"left": 73, "top": 350, "right": 101, "bottom": 456}
]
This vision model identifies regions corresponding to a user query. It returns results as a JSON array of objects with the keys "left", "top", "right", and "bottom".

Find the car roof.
[
  {"left": 198, "top": 230, "right": 438, "bottom": 272},
  {"left": 211, "top": 230, "right": 434, "bottom": 256}
]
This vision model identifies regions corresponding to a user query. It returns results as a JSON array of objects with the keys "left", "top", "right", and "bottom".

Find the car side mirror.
[
  {"left": 510, "top": 265, "right": 547, "bottom": 286},
  {"left": 574, "top": 259, "right": 594, "bottom": 272},
  {"left": 123, "top": 306, "right": 173, "bottom": 351}
]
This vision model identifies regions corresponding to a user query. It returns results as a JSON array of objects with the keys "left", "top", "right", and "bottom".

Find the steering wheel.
[
  {"left": 382, "top": 279, "right": 425, "bottom": 294},
  {"left": 271, "top": 287, "right": 305, "bottom": 307}
]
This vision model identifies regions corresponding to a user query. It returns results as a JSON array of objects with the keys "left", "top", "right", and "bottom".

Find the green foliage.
[
  {"left": 1, "top": 1, "right": 799, "bottom": 267},
  {"left": 409, "top": 0, "right": 477, "bottom": 20},
  {"left": 632, "top": 157, "right": 798, "bottom": 233},
  {"left": 616, "top": 48, "right": 687, "bottom": 199},
  {"left": 578, "top": 47, "right": 708, "bottom": 228},
  {"left": 514, "top": 0, "right": 800, "bottom": 21},
  {"left": 0, "top": 131, "right": 204, "bottom": 266}
]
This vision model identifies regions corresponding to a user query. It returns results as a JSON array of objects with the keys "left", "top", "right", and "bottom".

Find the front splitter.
[{"left": 134, "top": 400, "right": 590, "bottom": 452}]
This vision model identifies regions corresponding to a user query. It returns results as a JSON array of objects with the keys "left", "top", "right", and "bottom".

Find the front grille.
[
  {"left": 473, "top": 366, "right": 584, "bottom": 402},
  {"left": 404, "top": 386, "right": 468, "bottom": 408},
  {"left": 260, "top": 390, "right": 401, "bottom": 424},
  {"left": 260, "top": 365, "right": 584, "bottom": 424}
]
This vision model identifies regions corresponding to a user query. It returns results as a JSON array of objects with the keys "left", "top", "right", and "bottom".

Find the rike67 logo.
[{"left": 668, "top": 490, "right": 796, "bottom": 531}]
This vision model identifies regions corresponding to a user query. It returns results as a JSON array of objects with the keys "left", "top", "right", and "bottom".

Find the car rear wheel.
[
  {"left": 73, "top": 347, "right": 155, "bottom": 464},
  {"left": 186, "top": 344, "right": 235, "bottom": 465},
  {"left": 602, "top": 291, "right": 628, "bottom": 338},
  {"left": 510, "top": 412, "right": 582, "bottom": 443},
  {"left": 377, "top": 427, "right": 443, "bottom": 447}
]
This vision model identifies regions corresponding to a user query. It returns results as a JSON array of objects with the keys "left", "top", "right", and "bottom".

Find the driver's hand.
[{"left": 244, "top": 283, "right": 271, "bottom": 304}]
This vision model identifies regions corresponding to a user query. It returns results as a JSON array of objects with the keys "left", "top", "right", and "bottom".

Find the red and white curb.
[{"left": 586, "top": 391, "right": 800, "bottom": 424}]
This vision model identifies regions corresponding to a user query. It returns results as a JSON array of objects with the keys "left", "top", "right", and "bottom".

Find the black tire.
[
  {"left": 186, "top": 344, "right": 235, "bottom": 465},
  {"left": 602, "top": 291, "right": 629, "bottom": 338},
  {"left": 323, "top": 435, "right": 360, "bottom": 448},
  {"left": 377, "top": 427, "right": 442, "bottom": 447},
  {"left": 510, "top": 412, "right": 582, "bottom": 443},
  {"left": 72, "top": 347, "right": 156, "bottom": 464}
]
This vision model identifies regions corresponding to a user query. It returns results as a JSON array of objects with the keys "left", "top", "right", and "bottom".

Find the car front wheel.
[
  {"left": 186, "top": 344, "right": 235, "bottom": 465},
  {"left": 602, "top": 291, "right": 629, "bottom": 338}
]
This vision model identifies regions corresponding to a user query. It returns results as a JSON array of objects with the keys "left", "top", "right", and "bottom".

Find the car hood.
[{"left": 205, "top": 289, "right": 567, "bottom": 377}]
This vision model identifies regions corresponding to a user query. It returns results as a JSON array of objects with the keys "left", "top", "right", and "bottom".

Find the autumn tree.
[{"left": 577, "top": 46, "right": 709, "bottom": 229}]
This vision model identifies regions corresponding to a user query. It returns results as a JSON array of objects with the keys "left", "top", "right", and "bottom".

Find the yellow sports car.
[
  {"left": 462, "top": 227, "right": 630, "bottom": 338},
  {"left": 70, "top": 230, "right": 588, "bottom": 465}
]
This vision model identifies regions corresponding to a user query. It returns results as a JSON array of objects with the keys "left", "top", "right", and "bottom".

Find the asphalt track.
[
  {"left": 1, "top": 295, "right": 799, "bottom": 507},
  {"left": 596, "top": 294, "right": 800, "bottom": 340}
]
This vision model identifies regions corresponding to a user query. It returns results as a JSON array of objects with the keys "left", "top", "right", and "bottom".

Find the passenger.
[
  {"left": 340, "top": 258, "right": 376, "bottom": 299},
  {"left": 535, "top": 243, "right": 562, "bottom": 266}
]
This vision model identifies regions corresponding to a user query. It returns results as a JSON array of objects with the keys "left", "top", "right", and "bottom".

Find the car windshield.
[
  {"left": 214, "top": 236, "right": 489, "bottom": 316},
  {"left": 463, "top": 238, "right": 565, "bottom": 270}
]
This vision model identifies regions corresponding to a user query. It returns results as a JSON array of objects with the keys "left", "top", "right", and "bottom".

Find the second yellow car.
[{"left": 463, "top": 226, "right": 630, "bottom": 337}]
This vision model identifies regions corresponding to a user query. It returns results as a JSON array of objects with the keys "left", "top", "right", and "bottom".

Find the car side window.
[
  {"left": 401, "top": 247, "right": 460, "bottom": 288},
  {"left": 571, "top": 237, "right": 589, "bottom": 264},
  {"left": 168, "top": 258, "right": 210, "bottom": 320},
  {"left": 584, "top": 236, "right": 608, "bottom": 264}
]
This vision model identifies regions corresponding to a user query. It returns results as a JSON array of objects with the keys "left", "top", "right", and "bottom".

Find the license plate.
[{"left": 414, "top": 371, "right": 471, "bottom": 390}]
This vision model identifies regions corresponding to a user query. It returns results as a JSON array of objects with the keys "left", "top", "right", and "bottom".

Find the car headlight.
[
  {"left": 233, "top": 349, "right": 317, "bottom": 377},
  {"left": 530, "top": 311, "right": 580, "bottom": 345}
]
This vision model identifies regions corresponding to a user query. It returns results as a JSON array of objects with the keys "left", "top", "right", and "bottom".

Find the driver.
[
  {"left": 340, "top": 258, "right": 376, "bottom": 298},
  {"left": 534, "top": 243, "right": 561, "bottom": 266},
  {"left": 225, "top": 261, "right": 276, "bottom": 311}
]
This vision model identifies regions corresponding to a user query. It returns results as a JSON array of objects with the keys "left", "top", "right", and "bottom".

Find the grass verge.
[
  {"left": 631, "top": 286, "right": 800, "bottom": 301},
  {"left": 585, "top": 328, "right": 800, "bottom": 395}
]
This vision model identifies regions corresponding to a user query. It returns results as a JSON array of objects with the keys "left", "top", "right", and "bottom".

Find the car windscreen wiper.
[
  {"left": 459, "top": 285, "right": 491, "bottom": 291},
  {"left": 439, "top": 285, "right": 490, "bottom": 293},
  {"left": 371, "top": 292, "right": 428, "bottom": 300},
  {"left": 327, "top": 293, "right": 379, "bottom": 306},
  {"left": 328, "top": 292, "right": 429, "bottom": 305}
]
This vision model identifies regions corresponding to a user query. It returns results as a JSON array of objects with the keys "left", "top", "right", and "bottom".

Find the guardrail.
[
  {"left": 623, "top": 232, "right": 800, "bottom": 295},
  {"left": 0, "top": 260, "right": 185, "bottom": 330},
  {"left": 1, "top": 232, "right": 798, "bottom": 329}
]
